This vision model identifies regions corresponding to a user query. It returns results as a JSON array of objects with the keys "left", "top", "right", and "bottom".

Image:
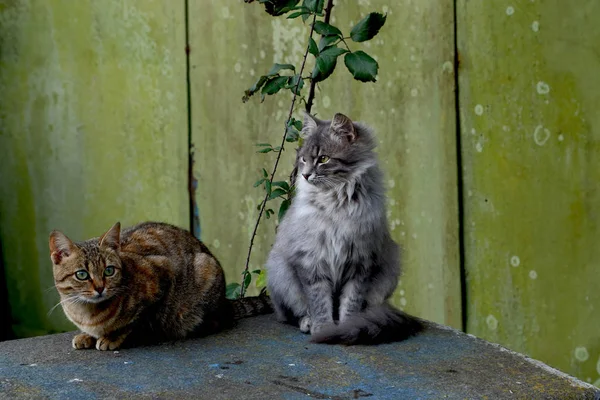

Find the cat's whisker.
[
  {"left": 47, "top": 295, "right": 79, "bottom": 316},
  {"left": 44, "top": 285, "right": 59, "bottom": 293}
]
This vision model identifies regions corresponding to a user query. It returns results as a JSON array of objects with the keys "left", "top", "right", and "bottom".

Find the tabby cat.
[
  {"left": 266, "top": 112, "right": 422, "bottom": 345},
  {"left": 49, "top": 221, "right": 270, "bottom": 350}
]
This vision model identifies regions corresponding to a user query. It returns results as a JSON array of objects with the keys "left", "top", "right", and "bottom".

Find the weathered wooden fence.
[
  {"left": 0, "top": 0, "right": 598, "bottom": 385},
  {"left": 457, "top": 0, "right": 600, "bottom": 384}
]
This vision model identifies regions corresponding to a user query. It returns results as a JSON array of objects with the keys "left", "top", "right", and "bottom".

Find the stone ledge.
[{"left": 0, "top": 315, "right": 598, "bottom": 399}]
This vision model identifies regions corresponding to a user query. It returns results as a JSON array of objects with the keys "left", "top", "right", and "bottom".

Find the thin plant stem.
[
  {"left": 241, "top": 14, "right": 318, "bottom": 298},
  {"left": 305, "top": 0, "right": 335, "bottom": 113}
]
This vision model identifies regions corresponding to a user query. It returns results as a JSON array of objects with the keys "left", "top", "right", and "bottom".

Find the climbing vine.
[{"left": 227, "top": 0, "right": 387, "bottom": 299}]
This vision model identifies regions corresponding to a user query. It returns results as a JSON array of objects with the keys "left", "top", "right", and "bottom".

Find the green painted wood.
[
  {"left": 457, "top": 0, "right": 600, "bottom": 385},
  {"left": 188, "top": 0, "right": 292, "bottom": 295},
  {"left": 189, "top": 0, "right": 462, "bottom": 328},
  {"left": 0, "top": 0, "right": 189, "bottom": 337}
]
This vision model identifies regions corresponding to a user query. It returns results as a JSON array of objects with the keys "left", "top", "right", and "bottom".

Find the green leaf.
[
  {"left": 278, "top": 199, "right": 291, "bottom": 222},
  {"left": 344, "top": 51, "right": 379, "bottom": 82},
  {"left": 261, "top": 0, "right": 301, "bottom": 16},
  {"left": 243, "top": 75, "right": 268, "bottom": 102},
  {"left": 272, "top": 180, "right": 290, "bottom": 191},
  {"left": 255, "top": 143, "right": 271, "bottom": 147},
  {"left": 318, "top": 35, "right": 339, "bottom": 51},
  {"left": 287, "top": 7, "right": 311, "bottom": 19},
  {"left": 303, "top": 0, "right": 324, "bottom": 14},
  {"left": 255, "top": 269, "right": 267, "bottom": 289},
  {"left": 261, "top": 76, "right": 290, "bottom": 95},
  {"left": 286, "top": 118, "right": 302, "bottom": 141},
  {"left": 243, "top": 272, "right": 252, "bottom": 289},
  {"left": 268, "top": 188, "right": 287, "bottom": 200},
  {"left": 350, "top": 12, "right": 387, "bottom": 42},
  {"left": 267, "top": 63, "right": 295, "bottom": 76},
  {"left": 265, "top": 208, "right": 274, "bottom": 219},
  {"left": 252, "top": 269, "right": 262, "bottom": 275},
  {"left": 265, "top": 180, "right": 272, "bottom": 195},
  {"left": 312, "top": 46, "right": 348, "bottom": 82},
  {"left": 257, "top": 147, "right": 273, "bottom": 153},
  {"left": 254, "top": 178, "right": 266, "bottom": 187},
  {"left": 262, "top": 168, "right": 268, "bottom": 178},
  {"left": 308, "top": 37, "right": 319, "bottom": 56},
  {"left": 313, "top": 21, "right": 342, "bottom": 37},
  {"left": 226, "top": 283, "right": 241, "bottom": 300},
  {"left": 285, "top": 126, "right": 300, "bottom": 142},
  {"left": 291, "top": 118, "right": 303, "bottom": 131},
  {"left": 320, "top": 46, "right": 349, "bottom": 58},
  {"left": 287, "top": 74, "right": 304, "bottom": 95}
]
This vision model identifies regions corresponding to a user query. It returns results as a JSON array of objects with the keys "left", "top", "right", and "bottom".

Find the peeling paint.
[
  {"left": 486, "top": 315, "right": 498, "bottom": 331},
  {"left": 510, "top": 256, "right": 520, "bottom": 267},
  {"left": 575, "top": 347, "right": 589, "bottom": 362}
]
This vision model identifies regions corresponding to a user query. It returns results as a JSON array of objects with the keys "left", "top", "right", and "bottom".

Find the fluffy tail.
[
  {"left": 229, "top": 289, "right": 273, "bottom": 320},
  {"left": 310, "top": 303, "right": 423, "bottom": 345}
]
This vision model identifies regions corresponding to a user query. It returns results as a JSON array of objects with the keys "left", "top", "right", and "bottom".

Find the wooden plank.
[
  {"left": 188, "top": 0, "right": 292, "bottom": 294},
  {"left": 189, "top": 0, "right": 461, "bottom": 327},
  {"left": 457, "top": 0, "right": 600, "bottom": 384},
  {"left": 0, "top": 0, "right": 188, "bottom": 336}
]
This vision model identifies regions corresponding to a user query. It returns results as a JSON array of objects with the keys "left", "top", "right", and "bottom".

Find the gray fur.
[{"left": 266, "top": 113, "right": 422, "bottom": 344}]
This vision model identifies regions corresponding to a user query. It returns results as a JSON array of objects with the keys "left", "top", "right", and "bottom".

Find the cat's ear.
[
  {"left": 99, "top": 222, "right": 121, "bottom": 252},
  {"left": 302, "top": 112, "right": 319, "bottom": 137},
  {"left": 330, "top": 113, "right": 357, "bottom": 142},
  {"left": 49, "top": 230, "right": 74, "bottom": 265}
]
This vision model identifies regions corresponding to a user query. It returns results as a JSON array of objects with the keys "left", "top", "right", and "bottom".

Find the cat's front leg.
[
  {"left": 339, "top": 280, "right": 366, "bottom": 323},
  {"left": 299, "top": 315, "right": 312, "bottom": 333},
  {"left": 304, "top": 280, "right": 334, "bottom": 335},
  {"left": 96, "top": 329, "right": 131, "bottom": 351},
  {"left": 72, "top": 333, "right": 96, "bottom": 350}
]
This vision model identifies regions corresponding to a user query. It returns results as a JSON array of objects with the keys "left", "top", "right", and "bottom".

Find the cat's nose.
[
  {"left": 302, "top": 173, "right": 310, "bottom": 180},
  {"left": 96, "top": 287, "right": 104, "bottom": 295}
]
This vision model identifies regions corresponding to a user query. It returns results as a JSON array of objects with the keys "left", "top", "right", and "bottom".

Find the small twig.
[
  {"left": 339, "top": 37, "right": 351, "bottom": 51},
  {"left": 323, "top": 0, "right": 335, "bottom": 23},
  {"left": 241, "top": 14, "right": 319, "bottom": 298}
]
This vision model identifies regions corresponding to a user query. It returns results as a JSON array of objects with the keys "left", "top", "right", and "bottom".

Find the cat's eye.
[
  {"left": 75, "top": 270, "right": 89, "bottom": 280},
  {"left": 317, "top": 155, "right": 330, "bottom": 164},
  {"left": 104, "top": 266, "right": 115, "bottom": 277},
  {"left": 300, "top": 156, "right": 306, "bottom": 163}
]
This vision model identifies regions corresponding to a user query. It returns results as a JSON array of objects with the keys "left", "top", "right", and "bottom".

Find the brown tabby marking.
[{"left": 49, "top": 221, "right": 271, "bottom": 350}]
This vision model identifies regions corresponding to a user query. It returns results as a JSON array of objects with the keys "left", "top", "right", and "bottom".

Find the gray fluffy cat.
[{"left": 266, "top": 112, "right": 422, "bottom": 344}]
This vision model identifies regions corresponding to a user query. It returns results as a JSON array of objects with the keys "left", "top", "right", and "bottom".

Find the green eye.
[
  {"left": 75, "top": 270, "right": 89, "bottom": 280},
  {"left": 318, "top": 155, "right": 330, "bottom": 163},
  {"left": 104, "top": 266, "right": 115, "bottom": 277}
]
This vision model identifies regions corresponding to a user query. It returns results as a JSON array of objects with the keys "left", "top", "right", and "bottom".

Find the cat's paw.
[
  {"left": 72, "top": 333, "right": 96, "bottom": 350},
  {"left": 299, "top": 316, "right": 311, "bottom": 334},
  {"left": 95, "top": 336, "right": 122, "bottom": 351},
  {"left": 310, "top": 322, "right": 326, "bottom": 335}
]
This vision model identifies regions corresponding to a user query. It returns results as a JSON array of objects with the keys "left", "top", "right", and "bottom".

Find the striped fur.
[
  {"left": 49, "top": 222, "right": 269, "bottom": 350},
  {"left": 229, "top": 289, "right": 272, "bottom": 319}
]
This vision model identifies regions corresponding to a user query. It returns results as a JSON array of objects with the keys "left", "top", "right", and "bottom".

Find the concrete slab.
[{"left": 1, "top": 315, "right": 598, "bottom": 399}]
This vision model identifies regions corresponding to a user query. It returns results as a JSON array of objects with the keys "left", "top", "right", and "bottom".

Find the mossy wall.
[
  {"left": 457, "top": 0, "right": 600, "bottom": 386},
  {"left": 0, "top": 0, "right": 189, "bottom": 336}
]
